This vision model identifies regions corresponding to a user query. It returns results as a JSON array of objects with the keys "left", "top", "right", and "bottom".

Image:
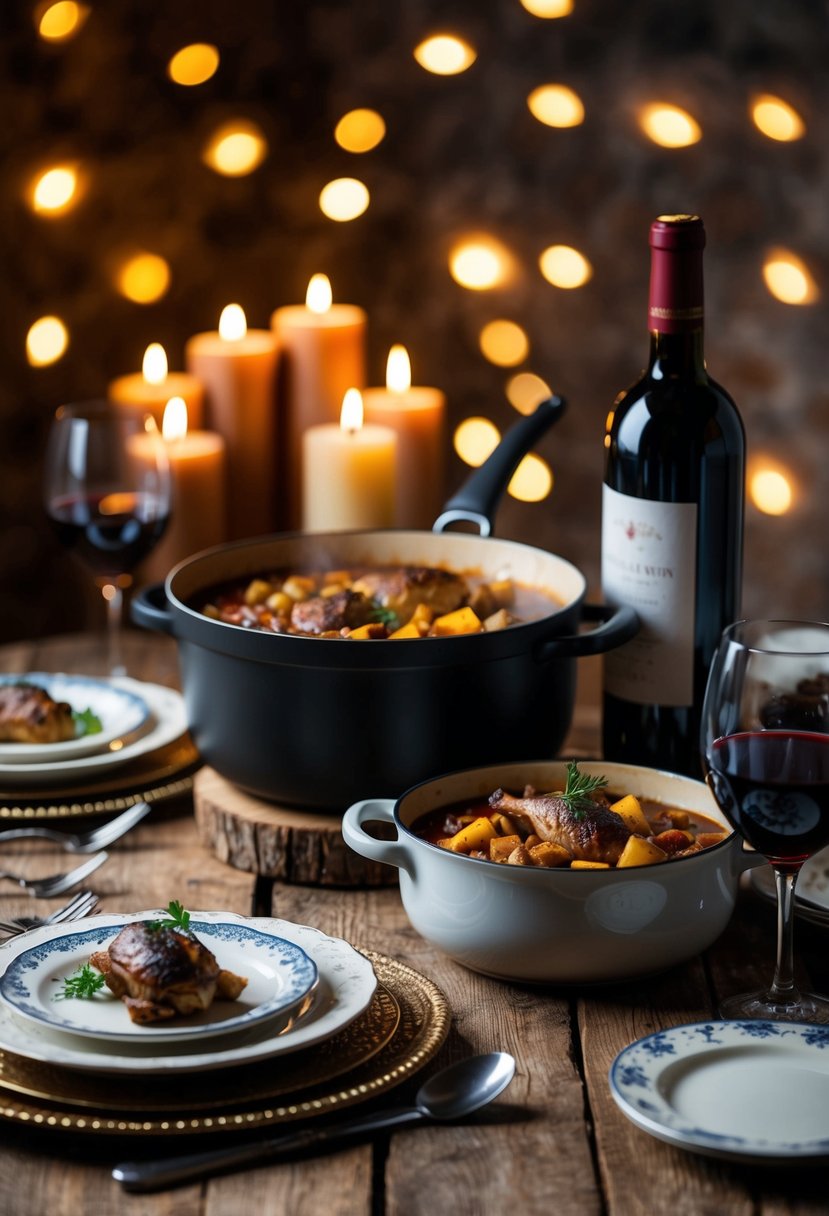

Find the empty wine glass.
[
  {"left": 44, "top": 400, "right": 172, "bottom": 676},
  {"left": 701, "top": 619, "right": 829, "bottom": 1022}
]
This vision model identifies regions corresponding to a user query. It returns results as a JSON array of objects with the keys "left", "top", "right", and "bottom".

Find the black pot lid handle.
[{"left": 432, "top": 395, "right": 566, "bottom": 537}]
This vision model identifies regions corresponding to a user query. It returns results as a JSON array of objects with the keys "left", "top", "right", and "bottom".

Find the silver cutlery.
[
  {"left": 0, "top": 889, "right": 99, "bottom": 937},
  {"left": 113, "top": 1051, "right": 516, "bottom": 1193},
  {"left": 0, "top": 801, "right": 150, "bottom": 853},
  {"left": 0, "top": 851, "right": 107, "bottom": 898}
]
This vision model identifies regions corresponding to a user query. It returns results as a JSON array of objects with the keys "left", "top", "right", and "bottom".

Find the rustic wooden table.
[{"left": 0, "top": 632, "right": 827, "bottom": 1216}]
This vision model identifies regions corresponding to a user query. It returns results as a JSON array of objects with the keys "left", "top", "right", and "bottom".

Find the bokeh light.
[
  {"left": 414, "top": 35, "right": 476, "bottom": 76},
  {"left": 335, "top": 109, "right": 386, "bottom": 153},
  {"left": 750, "top": 468, "right": 793, "bottom": 515},
  {"left": 37, "top": 1, "right": 89, "bottom": 41},
  {"left": 449, "top": 237, "right": 513, "bottom": 290},
  {"left": 454, "top": 417, "right": 501, "bottom": 467},
  {"left": 508, "top": 453, "right": 553, "bottom": 502},
  {"left": 479, "top": 320, "right": 530, "bottom": 367},
  {"left": 507, "top": 372, "right": 552, "bottom": 415},
  {"left": 539, "top": 244, "right": 592, "bottom": 288},
  {"left": 319, "top": 178, "right": 370, "bottom": 222},
  {"left": 520, "top": 0, "right": 573, "bottom": 15},
  {"left": 30, "top": 165, "right": 79, "bottom": 215},
  {"left": 168, "top": 44, "right": 220, "bottom": 87},
  {"left": 751, "top": 94, "right": 805, "bottom": 142},
  {"left": 762, "top": 250, "right": 819, "bottom": 304},
  {"left": 639, "top": 103, "right": 702, "bottom": 148},
  {"left": 527, "top": 84, "right": 584, "bottom": 128},
  {"left": 116, "top": 253, "right": 171, "bottom": 304},
  {"left": 203, "top": 121, "right": 267, "bottom": 176},
  {"left": 26, "top": 316, "right": 69, "bottom": 366}
]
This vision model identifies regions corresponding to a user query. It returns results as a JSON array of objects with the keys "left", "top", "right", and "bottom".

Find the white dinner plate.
[
  {"left": 0, "top": 679, "right": 187, "bottom": 785},
  {"left": 0, "top": 674, "right": 151, "bottom": 763},
  {"left": 610, "top": 1020, "right": 829, "bottom": 1163},
  {"left": 0, "top": 916, "right": 318, "bottom": 1045},
  {"left": 751, "top": 848, "right": 829, "bottom": 927},
  {"left": 0, "top": 912, "right": 377, "bottom": 1074}
]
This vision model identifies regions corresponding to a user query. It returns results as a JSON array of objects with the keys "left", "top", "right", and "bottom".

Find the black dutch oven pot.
[{"left": 132, "top": 397, "right": 638, "bottom": 810}]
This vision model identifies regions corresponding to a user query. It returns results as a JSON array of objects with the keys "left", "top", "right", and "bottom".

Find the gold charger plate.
[{"left": 0, "top": 951, "right": 450, "bottom": 1136}]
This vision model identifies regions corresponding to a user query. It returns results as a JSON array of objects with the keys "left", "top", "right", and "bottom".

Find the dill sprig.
[
  {"left": 147, "top": 899, "right": 191, "bottom": 933},
  {"left": 54, "top": 963, "right": 106, "bottom": 1001},
  {"left": 561, "top": 760, "right": 608, "bottom": 820}
]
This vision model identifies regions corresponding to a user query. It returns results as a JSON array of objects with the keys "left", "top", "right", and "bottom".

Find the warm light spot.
[
  {"left": 507, "top": 372, "right": 551, "bottom": 415},
  {"left": 306, "top": 274, "right": 333, "bottom": 314},
  {"left": 414, "top": 35, "right": 476, "bottom": 76},
  {"left": 116, "top": 253, "right": 171, "bottom": 304},
  {"left": 142, "top": 343, "right": 168, "bottom": 384},
  {"left": 750, "top": 468, "right": 793, "bottom": 516},
  {"left": 335, "top": 109, "right": 386, "bottom": 153},
  {"left": 639, "top": 103, "right": 702, "bottom": 148},
  {"left": 751, "top": 94, "right": 805, "bottom": 142},
  {"left": 340, "top": 388, "right": 364, "bottom": 433},
  {"left": 763, "top": 250, "right": 819, "bottom": 304},
  {"left": 319, "top": 177, "right": 370, "bottom": 222},
  {"left": 454, "top": 417, "right": 501, "bottom": 467},
  {"left": 508, "top": 453, "right": 553, "bottom": 502},
  {"left": 527, "top": 84, "right": 584, "bottom": 128},
  {"left": 162, "top": 397, "right": 188, "bottom": 442},
  {"left": 520, "top": 0, "right": 573, "bottom": 15},
  {"left": 449, "top": 237, "right": 513, "bottom": 290},
  {"left": 386, "top": 345, "right": 412, "bottom": 392},
  {"left": 168, "top": 43, "right": 220, "bottom": 87},
  {"left": 203, "top": 121, "right": 267, "bottom": 176},
  {"left": 219, "top": 304, "right": 247, "bottom": 341},
  {"left": 26, "top": 316, "right": 68, "bottom": 366},
  {"left": 539, "top": 244, "right": 592, "bottom": 289},
  {"left": 37, "top": 1, "right": 89, "bottom": 41},
  {"left": 30, "top": 165, "right": 78, "bottom": 214},
  {"left": 479, "top": 320, "right": 529, "bottom": 367}
]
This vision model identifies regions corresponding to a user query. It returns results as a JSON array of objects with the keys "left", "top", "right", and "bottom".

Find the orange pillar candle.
[
  {"left": 185, "top": 305, "right": 279, "bottom": 540},
  {"left": 362, "top": 345, "right": 446, "bottom": 529},
  {"left": 302, "top": 389, "right": 396, "bottom": 532},
  {"left": 109, "top": 343, "right": 205, "bottom": 429},
  {"left": 271, "top": 274, "right": 367, "bottom": 528}
]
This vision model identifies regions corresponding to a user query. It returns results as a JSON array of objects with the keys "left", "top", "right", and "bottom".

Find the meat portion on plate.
[
  {"left": 90, "top": 921, "right": 248, "bottom": 1024},
  {"left": 0, "top": 682, "right": 75, "bottom": 744}
]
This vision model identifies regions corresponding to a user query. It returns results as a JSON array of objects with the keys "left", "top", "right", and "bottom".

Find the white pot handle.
[{"left": 341, "top": 799, "right": 414, "bottom": 876}]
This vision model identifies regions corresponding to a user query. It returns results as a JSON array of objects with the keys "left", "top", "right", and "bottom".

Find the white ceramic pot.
[{"left": 342, "top": 760, "right": 764, "bottom": 984}]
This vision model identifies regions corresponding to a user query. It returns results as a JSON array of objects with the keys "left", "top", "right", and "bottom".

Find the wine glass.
[
  {"left": 701, "top": 618, "right": 829, "bottom": 1022},
  {"left": 44, "top": 400, "right": 172, "bottom": 676}
]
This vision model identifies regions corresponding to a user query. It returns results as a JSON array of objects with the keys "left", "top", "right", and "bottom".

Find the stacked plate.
[{"left": 751, "top": 846, "right": 829, "bottom": 927}]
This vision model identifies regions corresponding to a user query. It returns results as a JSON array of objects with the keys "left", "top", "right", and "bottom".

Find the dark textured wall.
[{"left": 1, "top": 0, "right": 827, "bottom": 642}]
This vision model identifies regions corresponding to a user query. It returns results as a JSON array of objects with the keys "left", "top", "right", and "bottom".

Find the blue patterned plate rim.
[
  {"left": 609, "top": 1019, "right": 829, "bottom": 1163},
  {"left": 0, "top": 674, "right": 151, "bottom": 763},
  {"left": 0, "top": 916, "right": 319, "bottom": 1045}
]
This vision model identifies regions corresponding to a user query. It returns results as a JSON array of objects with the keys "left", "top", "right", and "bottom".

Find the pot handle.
[
  {"left": 341, "top": 799, "right": 414, "bottom": 877},
  {"left": 433, "top": 395, "right": 566, "bottom": 537},
  {"left": 130, "top": 582, "right": 176, "bottom": 636},
  {"left": 534, "top": 602, "right": 639, "bottom": 663}
]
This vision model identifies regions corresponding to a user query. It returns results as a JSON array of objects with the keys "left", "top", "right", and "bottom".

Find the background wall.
[{"left": 1, "top": 0, "right": 827, "bottom": 643}]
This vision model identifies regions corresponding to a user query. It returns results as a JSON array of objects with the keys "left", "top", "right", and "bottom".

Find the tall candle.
[
  {"left": 272, "top": 275, "right": 366, "bottom": 527},
  {"left": 302, "top": 389, "right": 396, "bottom": 532},
  {"left": 186, "top": 305, "right": 279, "bottom": 540},
  {"left": 135, "top": 397, "right": 227, "bottom": 585},
  {"left": 362, "top": 345, "right": 446, "bottom": 529},
  {"left": 109, "top": 343, "right": 205, "bottom": 429}
]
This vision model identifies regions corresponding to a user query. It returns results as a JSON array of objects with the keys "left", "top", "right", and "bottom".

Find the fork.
[
  {"left": 0, "top": 890, "right": 99, "bottom": 936},
  {"left": 0, "top": 851, "right": 108, "bottom": 898},
  {"left": 0, "top": 802, "right": 150, "bottom": 853}
]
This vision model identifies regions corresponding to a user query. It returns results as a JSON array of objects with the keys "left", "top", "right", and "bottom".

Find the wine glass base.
[{"left": 719, "top": 989, "right": 829, "bottom": 1024}]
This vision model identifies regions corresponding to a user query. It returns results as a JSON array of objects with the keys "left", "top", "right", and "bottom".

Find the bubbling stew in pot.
[{"left": 198, "top": 564, "right": 562, "bottom": 639}]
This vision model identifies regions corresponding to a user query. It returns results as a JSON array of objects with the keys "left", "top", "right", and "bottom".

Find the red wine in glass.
[{"left": 48, "top": 492, "right": 170, "bottom": 577}]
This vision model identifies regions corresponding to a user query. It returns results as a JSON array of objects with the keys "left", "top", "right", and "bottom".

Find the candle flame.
[
  {"left": 306, "top": 273, "right": 332, "bottom": 314},
  {"left": 219, "top": 303, "right": 247, "bottom": 340},
  {"left": 162, "top": 396, "right": 188, "bottom": 441},
  {"left": 386, "top": 344, "right": 411, "bottom": 393},
  {"left": 340, "top": 388, "right": 364, "bottom": 433},
  {"left": 142, "top": 343, "right": 168, "bottom": 385}
]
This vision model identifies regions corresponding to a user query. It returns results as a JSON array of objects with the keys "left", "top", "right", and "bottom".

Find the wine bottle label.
[{"left": 601, "top": 484, "right": 697, "bottom": 707}]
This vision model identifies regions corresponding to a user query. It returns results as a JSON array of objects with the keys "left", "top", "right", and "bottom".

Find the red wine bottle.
[{"left": 601, "top": 214, "right": 745, "bottom": 777}]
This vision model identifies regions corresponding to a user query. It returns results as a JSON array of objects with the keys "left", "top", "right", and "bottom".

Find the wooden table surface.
[{"left": 0, "top": 632, "right": 827, "bottom": 1216}]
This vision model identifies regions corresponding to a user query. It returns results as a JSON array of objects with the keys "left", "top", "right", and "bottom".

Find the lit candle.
[
  {"left": 109, "top": 343, "right": 205, "bottom": 429},
  {"left": 271, "top": 275, "right": 367, "bottom": 527},
  {"left": 302, "top": 389, "right": 396, "bottom": 532},
  {"left": 362, "top": 345, "right": 447, "bottom": 529},
  {"left": 137, "top": 397, "right": 227, "bottom": 585},
  {"left": 185, "top": 304, "right": 279, "bottom": 540}
]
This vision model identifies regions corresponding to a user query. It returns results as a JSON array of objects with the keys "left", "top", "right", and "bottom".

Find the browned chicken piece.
[
  {"left": 290, "top": 589, "right": 375, "bottom": 635},
  {"left": 90, "top": 922, "right": 247, "bottom": 1025},
  {"left": 351, "top": 567, "right": 468, "bottom": 623},
  {"left": 488, "top": 789, "right": 632, "bottom": 865},
  {"left": 0, "top": 683, "right": 75, "bottom": 744}
]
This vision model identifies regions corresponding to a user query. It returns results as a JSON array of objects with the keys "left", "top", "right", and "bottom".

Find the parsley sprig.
[
  {"left": 73, "top": 707, "right": 103, "bottom": 737},
  {"left": 369, "top": 602, "right": 399, "bottom": 630},
  {"left": 54, "top": 963, "right": 106, "bottom": 1001},
  {"left": 147, "top": 899, "right": 191, "bottom": 933},
  {"left": 561, "top": 760, "right": 608, "bottom": 820}
]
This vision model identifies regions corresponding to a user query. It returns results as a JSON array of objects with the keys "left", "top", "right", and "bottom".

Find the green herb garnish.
[
  {"left": 369, "top": 602, "right": 399, "bottom": 630},
  {"left": 54, "top": 963, "right": 106, "bottom": 1001},
  {"left": 147, "top": 899, "right": 191, "bottom": 933},
  {"left": 73, "top": 707, "right": 103, "bottom": 737},
  {"left": 561, "top": 760, "right": 608, "bottom": 820}
]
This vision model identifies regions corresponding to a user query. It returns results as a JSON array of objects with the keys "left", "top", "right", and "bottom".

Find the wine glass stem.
[
  {"left": 768, "top": 868, "right": 799, "bottom": 1003},
  {"left": 102, "top": 583, "right": 126, "bottom": 677}
]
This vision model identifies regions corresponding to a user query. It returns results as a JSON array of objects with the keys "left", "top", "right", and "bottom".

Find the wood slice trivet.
[{"left": 193, "top": 767, "right": 398, "bottom": 888}]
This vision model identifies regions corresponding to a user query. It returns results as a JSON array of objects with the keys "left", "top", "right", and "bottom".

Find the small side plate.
[{"left": 0, "top": 675, "right": 150, "bottom": 763}]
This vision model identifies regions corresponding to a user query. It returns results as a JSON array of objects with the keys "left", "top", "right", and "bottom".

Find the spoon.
[{"left": 113, "top": 1051, "right": 516, "bottom": 1193}]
